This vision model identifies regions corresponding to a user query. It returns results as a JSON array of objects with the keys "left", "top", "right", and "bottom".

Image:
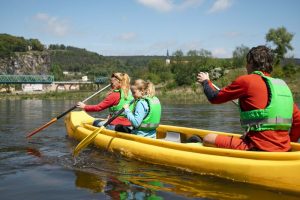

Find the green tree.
[
  {"left": 186, "top": 49, "right": 212, "bottom": 57},
  {"left": 171, "top": 62, "right": 197, "bottom": 86},
  {"left": 148, "top": 59, "right": 173, "bottom": 83},
  {"left": 0, "top": 34, "right": 28, "bottom": 58},
  {"left": 148, "top": 59, "right": 165, "bottom": 74},
  {"left": 50, "top": 64, "right": 64, "bottom": 81},
  {"left": 266, "top": 27, "right": 294, "bottom": 65},
  {"left": 187, "top": 50, "right": 198, "bottom": 57},
  {"left": 28, "top": 39, "right": 44, "bottom": 51},
  {"left": 198, "top": 49, "right": 212, "bottom": 57},
  {"left": 145, "top": 73, "right": 161, "bottom": 84},
  {"left": 282, "top": 63, "right": 297, "bottom": 78},
  {"left": 172, "top": 50, "right": 184, "bottom": 63},
  {"left": 232, "top": 45, "right": 249, "bottom": 68}
]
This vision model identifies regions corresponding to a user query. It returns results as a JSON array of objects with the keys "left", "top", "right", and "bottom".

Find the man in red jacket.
[{"left": 197, "top": 45, "right": 300, "bottom": 151}]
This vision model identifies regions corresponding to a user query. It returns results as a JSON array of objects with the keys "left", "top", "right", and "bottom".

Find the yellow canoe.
[{"left": 65, "top": 111, "right": 300, "bottom": 193}]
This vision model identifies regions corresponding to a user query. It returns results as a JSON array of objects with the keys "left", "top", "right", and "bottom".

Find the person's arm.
[
  {"left": 198, "top": 72, "right": 246, "bottom": 104},
  {"left": 124, "top": 100, "right": 148, "bottom": 128},
  {"left": 290, "top": 104, "right": 300, "bottom": 142},
  {"left": 84, "top": 92, "right": 120, "bottom": 112},
  {"left": 208, "top": 77, "right": 247, "bottom": 104},
  {"left": 201, "top": 80, "right": 219, "bottom": 100}
]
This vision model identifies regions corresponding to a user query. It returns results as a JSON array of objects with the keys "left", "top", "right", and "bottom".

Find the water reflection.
[
  {"left": 72, "top": 158, "right": 300, "bottom": 200},
  {"left": 75, "top": 170, "right": 164, "bottom": 200},
  {"left": 75, "top": 171, "right": 106, "bottom": 193}
]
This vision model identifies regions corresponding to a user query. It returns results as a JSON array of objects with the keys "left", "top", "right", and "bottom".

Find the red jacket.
[
  {"left": 84, "top": 91, "right": 131, "bottom": 126},
  {"left": 203, "top": 72, "right": 300, "bottom": 151}
]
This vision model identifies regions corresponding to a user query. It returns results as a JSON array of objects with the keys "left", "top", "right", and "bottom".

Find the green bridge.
[
  {"left": 0, "top": 75, "right": 108, "bottom": 84},
  {"left": 94, "top": 76, "right": 109, "bottom": 84},
  {"left": 0, "top": 75, "right": 54, "bottom": 84}
]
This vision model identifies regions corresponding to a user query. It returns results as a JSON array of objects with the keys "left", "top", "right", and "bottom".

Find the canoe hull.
[{"left": 65, "top": 111, "right": 300, "bottom": 193}]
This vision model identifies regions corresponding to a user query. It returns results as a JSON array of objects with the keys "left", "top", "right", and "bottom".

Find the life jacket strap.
[
  {"left": 241, "top": 117, "right": 292, "bottom": 126},
  {"left": 140, "top": 123, "right": 159, "bottom": 128}
]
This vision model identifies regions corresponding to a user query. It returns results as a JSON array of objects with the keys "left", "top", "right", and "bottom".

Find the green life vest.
[
  {"left": 109, "top": 89, "right": 134, "bottom": 117},
  {"left": 136, "top": 96, "right": 161, "bottom": 131},
  {"left": 240, "top": 71, "right": 293, "bottom": 131}
]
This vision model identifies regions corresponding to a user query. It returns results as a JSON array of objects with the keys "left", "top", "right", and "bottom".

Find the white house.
[
  {"left": 82, "top": 76, "right": 88, "bottom": 82},
  {"left": 22, "top": 84, "right": 43, "bottom": 92}
]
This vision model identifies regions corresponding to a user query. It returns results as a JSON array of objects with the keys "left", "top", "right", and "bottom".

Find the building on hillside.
[
  {"left": 166, "top": 50, "right": 171, "bottom": 65},
  {"left": 82, "top": 76, "right": 88, "bottom": 82},
  {"left": 0, "top": 87, "right": 15, "bottom": 93},
  {"left": 63, "top": 71, "right": 76, "bottom": 76},
  {"left": 22, "top": 84, "right": 43, "bottom": 92},
  {"left": 43, "top": 83, "right": 80, "bottom": 92}
]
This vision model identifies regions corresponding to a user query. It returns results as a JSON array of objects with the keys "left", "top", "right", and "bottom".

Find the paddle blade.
[
  {"left": 26, "top": 118, "right": 57, "bottom": 138},
  {"left": 73, "top": 126, "right": 104, "bottom": 157}
]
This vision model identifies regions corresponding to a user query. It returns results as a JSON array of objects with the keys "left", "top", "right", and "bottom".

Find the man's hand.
[
  {"left": 76, "top": 102, "right": 86, "bottom": 109},
  {"left": 197, "top": 72, "right": 210, "bottom": 83}
]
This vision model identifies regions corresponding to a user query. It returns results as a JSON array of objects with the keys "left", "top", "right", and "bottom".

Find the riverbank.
[
  {"left": 1, "top": 85, "right": 299, "bottom": 104},
  {"left": 1, "top": 67, "right": 300, "bottom": 103},
  {"left": 0, "top": 89, "right": 205, "bottom": 104}
]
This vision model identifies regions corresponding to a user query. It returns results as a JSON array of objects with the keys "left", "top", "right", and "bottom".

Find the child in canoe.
[{"left": 116, "top": 80, "right": 161, "bottom": 138}]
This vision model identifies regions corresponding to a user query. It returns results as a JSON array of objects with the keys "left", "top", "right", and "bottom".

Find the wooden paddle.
[
  {"left": 73, "top": 100, "right": 134, "bottom": 157},
  {"left": 26, "top": 84, "right": 111, "bottom": 138}
]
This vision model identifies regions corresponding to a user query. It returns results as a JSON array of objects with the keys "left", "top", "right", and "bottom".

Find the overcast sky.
[{"left": 1, "top": 0, "right": 299, "bottom": 57}]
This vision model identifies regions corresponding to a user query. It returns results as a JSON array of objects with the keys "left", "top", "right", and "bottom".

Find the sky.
[{"left": 0, "top": 0, "right": 299, "bottom": 58}]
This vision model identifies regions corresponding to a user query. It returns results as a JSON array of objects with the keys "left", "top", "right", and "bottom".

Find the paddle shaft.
[
  {"left": 103, "top": 107, "right": 127, "bottom": 127},
  {"left": 73, "top": 100, "right": 134, "bottom": 157},
  {"left": 26, "top": 84, "right": 111, "bottom": 138},
  {"left": 56, "top": 84, "right": 111, "bottom": 120},
  {"left": 211, "top": 83, "right": 238, "bottom": 106}
]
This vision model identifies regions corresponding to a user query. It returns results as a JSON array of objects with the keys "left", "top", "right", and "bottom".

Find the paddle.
[
  {"left": 211, "top": 83, "right": 238, "bottom": 106},
  {"left": 73, "top": 100, "right": 134, "bottom": 157},
  {"left": 26, "top": 84, "right": 111, "bottom": 138}
]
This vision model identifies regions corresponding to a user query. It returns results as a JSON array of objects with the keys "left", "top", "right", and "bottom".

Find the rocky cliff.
[{"left": 0, "top": 51, "right": 50, "bottom": 75}]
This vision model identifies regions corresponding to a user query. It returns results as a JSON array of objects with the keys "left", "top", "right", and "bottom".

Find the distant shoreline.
[{"left": 1, "top": 87, "right": 299, "bottom": 104}]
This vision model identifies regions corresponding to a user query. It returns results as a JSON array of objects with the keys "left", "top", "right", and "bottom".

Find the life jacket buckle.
[
  {"left": 241, "top": 125, "right": 251, "bottom": 139},
  {"left": 255, "top": 124, "right": 261, "bottom": 129},
  {"left": 246, "top": 124, "right": 251, "bottom": 133}
]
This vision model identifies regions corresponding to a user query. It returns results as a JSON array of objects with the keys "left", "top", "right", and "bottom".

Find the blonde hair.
[
  {"left": 134, "top": 79, "right": 145, "bottom": 88},
  {"left": 111, "top": 72, "right": 131, "bottom": 99},
  {"left": 132, "top": 79, "right": 155, "bottom": 97},
  {"left": 146, "top": 81, "right": 155, "bottom": 97}
]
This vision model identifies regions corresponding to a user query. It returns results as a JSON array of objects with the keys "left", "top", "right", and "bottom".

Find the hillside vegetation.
[{"left": 0, "top": 33, "right": 300, "bottom": 99}]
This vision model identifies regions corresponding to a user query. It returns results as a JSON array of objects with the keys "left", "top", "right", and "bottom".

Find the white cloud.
[
  {"left": 33, "top": 13, "right": 70, "bottom": 37},
  {"left": 117, "top": 32, "right": 138, "bottom": 41},
  {"left": 136, "top": 0, "right": 203, "bottom": 12},
  {"left": 208, "top": 0, "right": 233, "bottom": 13},
  {"left": 137, "top": 0, "right": 173, "bottom": 12},
  {"left": 212, "top": 47, "right": 230, "bottom": 58},
  {"left": 176, "top": 0, "right": 204, "bottom": 10}
]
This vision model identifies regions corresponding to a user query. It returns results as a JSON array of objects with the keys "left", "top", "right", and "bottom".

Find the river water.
[{"left": 0, "top": 99, "right": 299, "bottom": 200}]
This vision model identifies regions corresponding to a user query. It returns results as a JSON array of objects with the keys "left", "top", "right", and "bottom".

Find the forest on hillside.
[{"left": 1, "top": 26, "right": 300, "bottom": 89}]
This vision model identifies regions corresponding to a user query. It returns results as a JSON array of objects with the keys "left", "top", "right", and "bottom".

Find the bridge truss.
[{"left": 0, "top": 75, "right": 54, "bottom": 84}]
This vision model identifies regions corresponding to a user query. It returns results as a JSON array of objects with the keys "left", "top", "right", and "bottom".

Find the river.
[{"left": 0, "top": 99, "right": 299, "bottom": 200}]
